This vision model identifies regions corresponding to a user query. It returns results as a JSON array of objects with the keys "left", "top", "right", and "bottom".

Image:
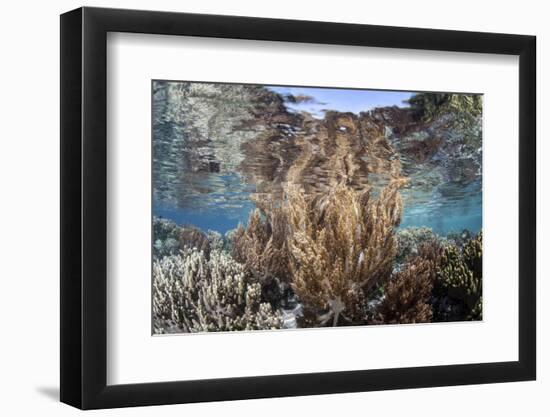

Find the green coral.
[{"left": 437, "top": 232, "right": 482, "bottom": 320}]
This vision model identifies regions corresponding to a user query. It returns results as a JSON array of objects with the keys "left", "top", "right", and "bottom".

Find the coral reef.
[
  {"left": 433, "top": 232, "right": 483, "bottom": 321},
  {"left": 153, "top": 248, "right": 282, "bottom": 333},
  {"left": 151, "top": 83, "right": 484, "bottom": 333},
  {"left": 286, "top": 181, "right": 403, "bottom": 326},
  {"left": 445, "top": 229, "right": 476, "bottom": 248},
  {"left": 153, "top": 216, "right": 230, "bottom": 261},
  {"left": 153, "top": 217, "right": 182, "bottom": 259},
  {"left": 206, "top": 230, "right": 225, "bottom": 252},
  {"left": 231, "top": 205, "right": 290, "bottom": 284},
  {"left": 376, "top": 241, "right": 442, "bottom": 324},
  {"left": 178, "top": 225, "right": 211, "bottom": 258},
  {"left": 153, "top": 216, "right": 231, "bottom": 259},
  {"left": 230, "top": 203, "right": 292, "bottom": 308},
  {"left": 396, "top": 226, "right": 440, "bottom": 264}
]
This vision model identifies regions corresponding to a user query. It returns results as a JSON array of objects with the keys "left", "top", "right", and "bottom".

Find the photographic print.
[{"left": 152, "top": 81, "right": 482, "bottom": 334}]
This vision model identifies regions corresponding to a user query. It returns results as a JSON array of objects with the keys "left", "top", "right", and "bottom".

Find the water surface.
[{"left": 153, "top": 81, "right": 482, "bottom": 236}]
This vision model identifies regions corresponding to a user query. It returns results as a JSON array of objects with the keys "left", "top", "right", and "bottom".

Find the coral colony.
[{"left": 152, "top": 81, "right": 483, "bottom": 334}]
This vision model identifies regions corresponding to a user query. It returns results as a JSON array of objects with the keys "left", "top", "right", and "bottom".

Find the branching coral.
[
  {"left": 434, "top": 232, "right": 482, "bottom": 321},
  {"left": 152, "top": 84, "right": 484, "bottom": 332},
  {"left": 178, "top": 226, "right": 211, "bottom": 257},
  {"left": 376, "top": 241, "right": 442, "bottom": 324},
  {"left": 153, "top": 217, "right": 182, "bottom": 259},
  {"left": 206, "top": 230, "right": 224, "bottom": 252},
  {"left": 396, "top": 226, "right": 440, "bottom": 264},
  {"left": 153, "top": 248, "right": 282, "bottom": 333},
  {"left": 231, "top": 203, "right": 290, "bottom": 284},
  {"left": 286, "top": 181, "right": 403, "bottom": 326},
  {"left": 230, "top": 203, "right": 292, "bottom": 308}
]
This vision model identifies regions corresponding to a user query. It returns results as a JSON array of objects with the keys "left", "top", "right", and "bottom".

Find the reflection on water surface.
[{"left": 153, "top": 81, "right": 482, "bottom": 235}]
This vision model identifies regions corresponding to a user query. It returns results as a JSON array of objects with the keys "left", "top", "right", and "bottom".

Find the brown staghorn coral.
[
  {"left": 178, "top": 225, "right": 211, "bottom": 258},
  {"left": 375, "top": 241, "right": 442, "bottom": 324},
  {"left": 152, "top": 248, "right": 282, "bottom": 333},
  {"left": 286, "top": 180, "right": 403, "bottom": 326},
  {"left": 231, "top": 202, "right": 290, "bottom": 284}
]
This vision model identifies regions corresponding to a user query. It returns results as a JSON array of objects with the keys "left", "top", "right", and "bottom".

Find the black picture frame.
[{"left": 60, "top": 6, "right": 536, "bottom": 410}]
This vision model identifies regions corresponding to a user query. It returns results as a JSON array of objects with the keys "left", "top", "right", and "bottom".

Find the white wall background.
[{"left": 0, "top": 0, "right": 546, "bottom": 415}]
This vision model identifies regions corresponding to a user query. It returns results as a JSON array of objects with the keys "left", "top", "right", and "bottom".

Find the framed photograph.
[{"left": 60, "top": 6, "right": 536, "bottom": 409}]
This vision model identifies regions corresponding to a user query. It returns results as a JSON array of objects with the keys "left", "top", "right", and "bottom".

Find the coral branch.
[
  {"left": 286, "top": 181, "right": 403, "bottom": 326},
  {"left": 153, "top": 248, "right": 282, "bottom": 333},
  {"left": 231, "top": 202, "right": 291, "bottom": 285},
  {"left": 179, "top": 226, "right": 211, "bottom": 257},
  {"left": 434, "top": 231, "right": 483, "bottom": 320},
  {"left": 376, "top": 241, "right": 442, "bottom": 324}
]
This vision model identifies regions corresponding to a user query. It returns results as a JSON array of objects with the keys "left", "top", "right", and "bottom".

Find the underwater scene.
[{"left": 152, "top": 80, "right": 482, "bottom": 334}]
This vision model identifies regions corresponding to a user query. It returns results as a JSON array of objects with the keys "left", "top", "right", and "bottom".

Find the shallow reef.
[
  {"left": 285, "top": 181, "right": 403, "bottom": 327},
  {"left": 375, "top": 241, "right": 442, "bottom": 325},
  {"left": 432, "top": 231, "right": 483, "bottom": 321},
  {"left": 152, "top": 87, "right": 483, "bottom": 333},
  {"left": 153, "top": 246, "right": 281, "bottom": 333},
  {"left": 153, "top": 219, "right": 482, "bottom": 333}
]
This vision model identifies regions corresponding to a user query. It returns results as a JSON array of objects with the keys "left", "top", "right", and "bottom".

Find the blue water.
[
  {"left": 397, "top": 177, "right": 482, "bottom": 234},
  {"left": 153, "top": 82, "right": 482, "bottom": 237},
  {"left": 154, "top": 205, "right": 253, "bottom": 235},
  {"left": 399, "top": 195, "right": 482, "bottom": 234},
  {"left": 154, "top": 173, "right": 482, "bottom": 236},
  {"left": 153, "top": 172, "right": 256, "bottom": 234},
  {"left": 155, "top": 194, "right": 482, "bottom": 237}
]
